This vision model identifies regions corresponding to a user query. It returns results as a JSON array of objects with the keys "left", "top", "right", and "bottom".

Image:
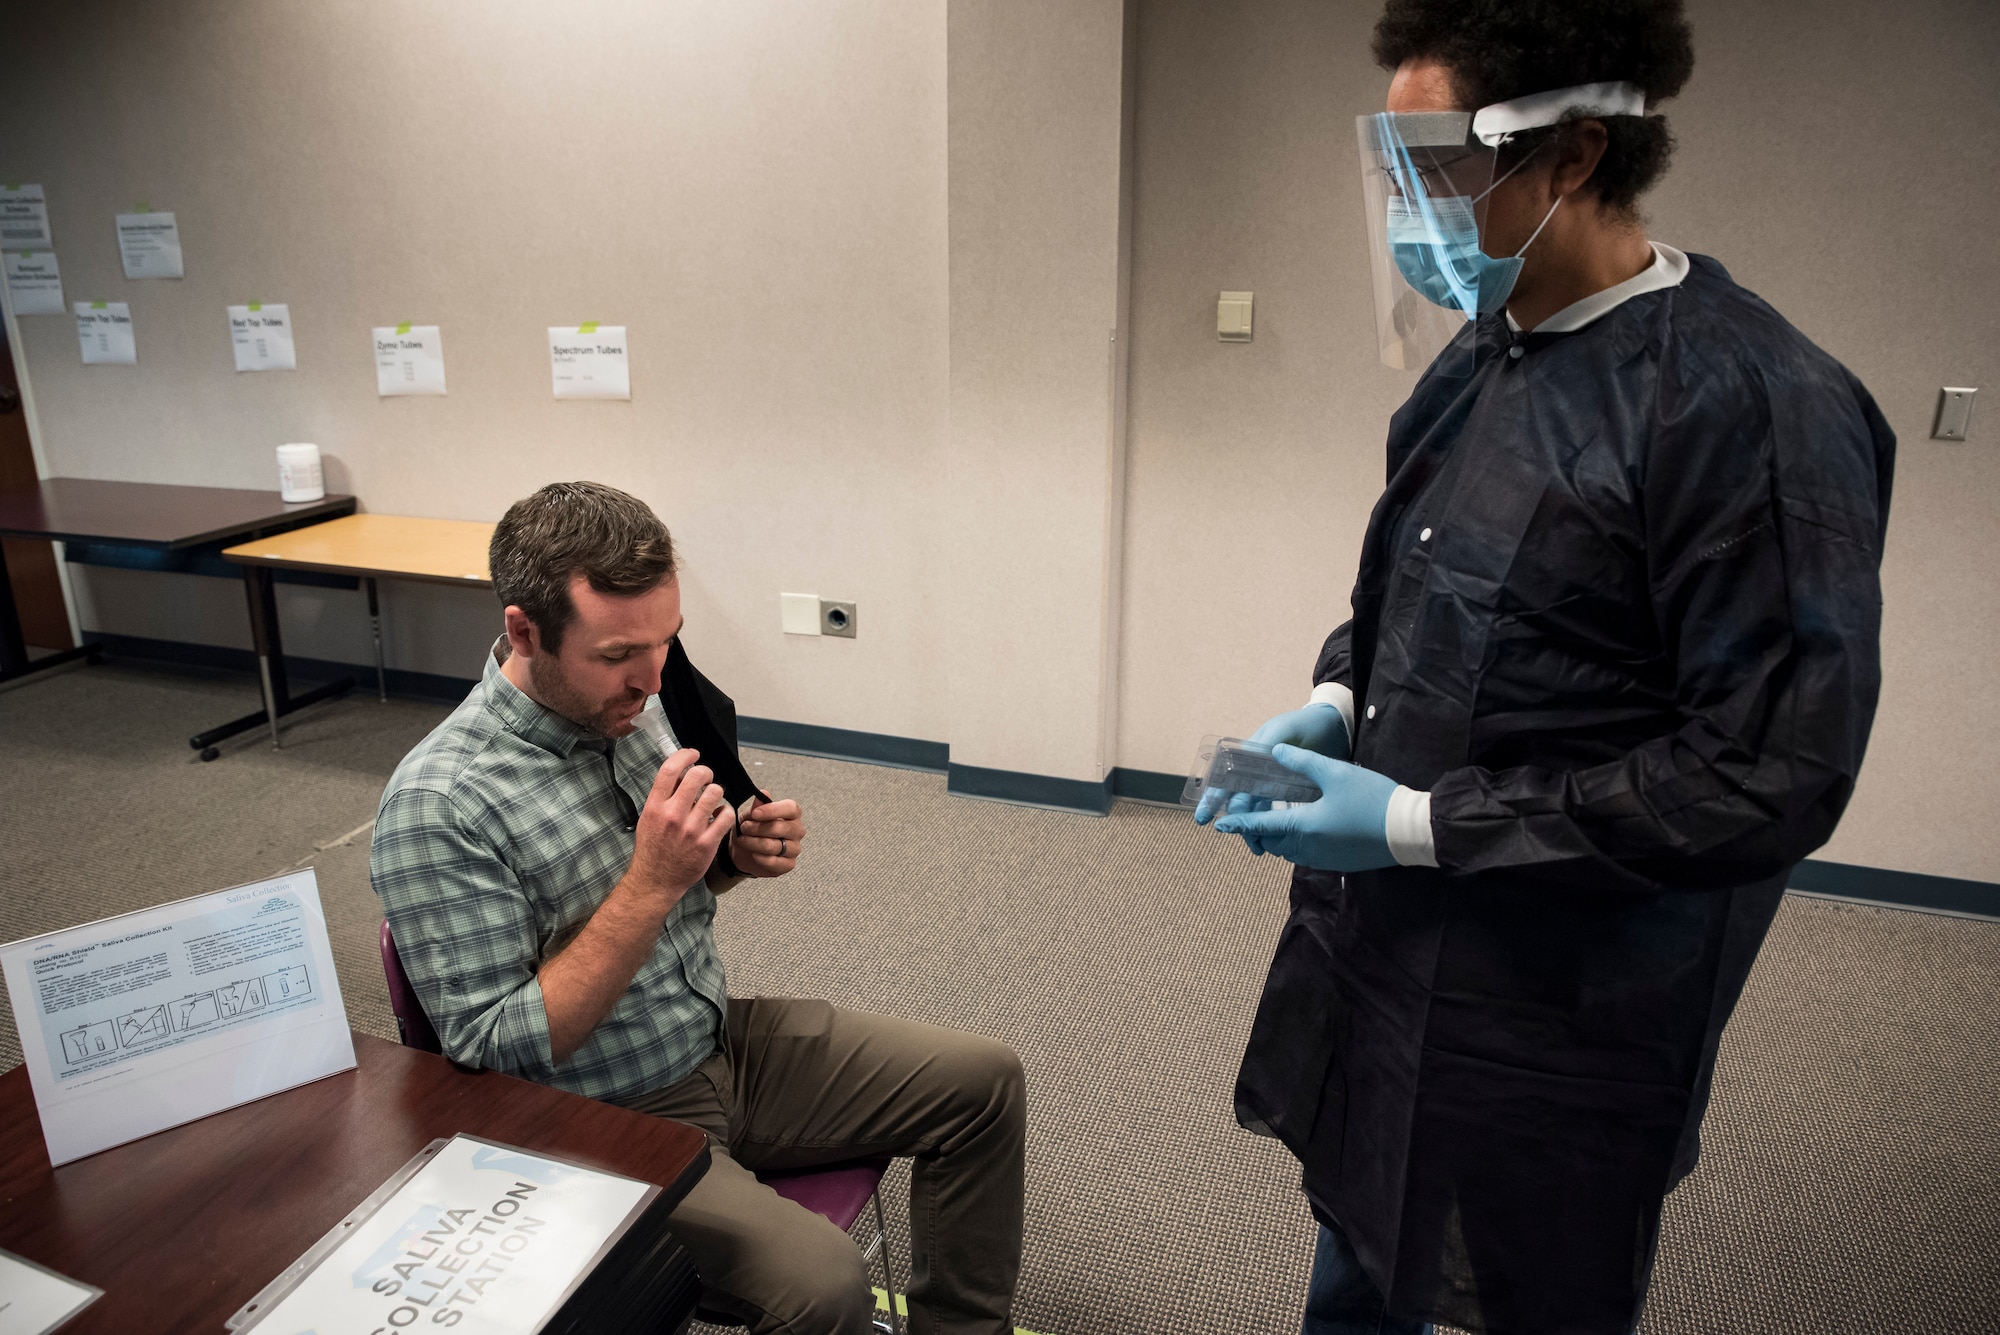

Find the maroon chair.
[{"left": 378, "top": 922, "right": 903, "bottom": 1334}]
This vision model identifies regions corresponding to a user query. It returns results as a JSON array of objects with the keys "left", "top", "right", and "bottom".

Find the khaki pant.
[{"left": 623, "top": 997, "right": 1026, "bottom": 1335}]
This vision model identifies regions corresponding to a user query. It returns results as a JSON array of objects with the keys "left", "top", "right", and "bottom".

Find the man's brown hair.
[{"left": 490, "top": 481, "right": 677, "bottom": 653}]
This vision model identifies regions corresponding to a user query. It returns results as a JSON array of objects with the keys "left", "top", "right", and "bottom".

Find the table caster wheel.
[{"left": 199, "top": 746, "right": 221, "bottom": 762}]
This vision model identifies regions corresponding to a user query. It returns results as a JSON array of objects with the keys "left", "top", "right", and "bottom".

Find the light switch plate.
[
  {"left": 780, "top": 592, "right": 821, "bottom": 635},
  {"left": 1218, "top": 291, "right": 1253, "bottom": 342},
  {"left": 1934, "top": 387, "right": 1977, "bottom": 441}
]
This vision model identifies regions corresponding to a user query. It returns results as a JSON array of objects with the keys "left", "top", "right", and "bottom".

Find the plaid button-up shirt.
[{"left": 371, "top": 644, "right": 726, "bottom": 1102}]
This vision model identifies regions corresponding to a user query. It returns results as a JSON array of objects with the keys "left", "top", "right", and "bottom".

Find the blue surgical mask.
[{"left": 1387, "top": 186, "right": 1561, "bottom": 317}]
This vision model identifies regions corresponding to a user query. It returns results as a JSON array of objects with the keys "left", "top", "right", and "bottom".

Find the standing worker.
[{"left": 1197, "top": 2, "right": 1895, "bottom": 1333}]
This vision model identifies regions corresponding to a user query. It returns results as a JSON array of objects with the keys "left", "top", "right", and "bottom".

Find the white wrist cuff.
[
  {"left": 1385, "top": 786, "right": 1438, "bottom": 867},
  {"left": 1307, "top": 681, "right": 1356, "bottom": 745}
]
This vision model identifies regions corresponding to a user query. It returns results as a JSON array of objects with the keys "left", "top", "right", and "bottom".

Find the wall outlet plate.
[
  {"left": 1934, "top": 387, "right": 1977, "bottom": 441},
  {"left": 780, "top": 592, "right": 821, "bottom": 635},
  {"left": 1218, "top": 291, "right": 1253, "bottom": 342},
  {"left": 820, "top": 599, "right": 856, "bottom": 638}
]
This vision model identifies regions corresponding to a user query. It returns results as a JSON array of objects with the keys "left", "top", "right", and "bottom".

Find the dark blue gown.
[{"left": 1235, "top": 255, "right": 1895, "bottom": 1335}]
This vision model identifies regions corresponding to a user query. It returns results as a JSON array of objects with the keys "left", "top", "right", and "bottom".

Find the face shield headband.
[{"left": 1356, "top": 81, "right": 1646, "bottom": 372}]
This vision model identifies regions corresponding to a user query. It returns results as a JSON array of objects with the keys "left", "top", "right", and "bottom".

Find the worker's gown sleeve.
[{"left": 1236, "top": 254, "right": 1895, "bottom": 1335}]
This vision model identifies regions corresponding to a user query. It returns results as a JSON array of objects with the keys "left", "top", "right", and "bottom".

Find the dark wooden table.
[
  {"left": 0, "top": 1032, "right": 709, "bottom": 1334},
  {"left": 0, "top": 478, "right": 354, "bottom": 754}
]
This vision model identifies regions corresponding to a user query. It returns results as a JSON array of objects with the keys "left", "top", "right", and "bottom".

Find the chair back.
[{"left": 379, "top": 921, "right": 443, "bottom": 1054}]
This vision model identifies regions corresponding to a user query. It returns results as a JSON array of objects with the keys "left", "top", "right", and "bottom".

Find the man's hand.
[
  {"left": 731, "top": 797, "right": 805, "bottom": 877},
  {"left": 539, "top": 748, "right": 733, "bottom": 1066},
  {"left": 626, "top": 748, "right": 735, "bottom": 907}
]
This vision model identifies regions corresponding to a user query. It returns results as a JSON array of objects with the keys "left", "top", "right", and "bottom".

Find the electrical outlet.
[{"left": 820, "top": 599, "right": 857, "bottom": 639}]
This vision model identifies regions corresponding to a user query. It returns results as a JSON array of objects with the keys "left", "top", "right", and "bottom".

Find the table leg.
[
  {"left": 246, "top": 565, "right": 286, "bottom": 747},
  {"left": 187, "top": 564, "right": 354, "bottom": 758},
  {"left": 367, "top": 576, "right": 386, "bottom": 702}
]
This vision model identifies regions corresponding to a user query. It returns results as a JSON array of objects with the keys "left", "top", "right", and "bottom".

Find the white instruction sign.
[
  {"left": 0, "top": 1248, "right": 101, "bottom": 1335},
  {"left": 3, "top": 252, "right": 63, "bottom": 316},
  {"left": 115, "top": 210, "right": 184, "bottom": 279},
  {"left": 229, "top": 302, "right": 297, "bottom": 371},
  {"left": 237, "top": 1135, "right": 657, "bottom": 1335},
  {"left": 0, "top": 185, "right": 52, "bottom": 250},
  {"left": 73, "top": 301, "right": 136, "bottom": 366},
  {"left": 0, "top": 870, "right": 356, "bottom": 1165},
  {"left": 373, "top": 323, "right": 447, "bottom": 396},
  {"left": 548, "top": 324, "right": 630, "bottom": 400}
]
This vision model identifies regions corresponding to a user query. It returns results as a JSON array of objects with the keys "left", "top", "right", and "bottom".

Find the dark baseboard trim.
[
  {"left": 86, "top": 632, "right": 478, "bottom": 706},
  {"left": 1110, "top": 766, "right": 1187, "bottom": 806},
  {"left": 737, "top": 717, "right": 948, "bottom": 773},
  {"left": 1787, "top": 859, "right": 1999, "bottom": 920},
  {"left": 1090, "top": 766, "right": 2000, "bottom": 920},
  {"left": 63, "top": 643, "right": 2000, "bottom": 916},
  {"left": 947, "top": 763, "right": 1112, "bottom": 816}
]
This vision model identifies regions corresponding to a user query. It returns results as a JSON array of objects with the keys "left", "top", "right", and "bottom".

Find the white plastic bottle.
[{"left": 276, "top": 443, "right": 324, "bottom": 502}]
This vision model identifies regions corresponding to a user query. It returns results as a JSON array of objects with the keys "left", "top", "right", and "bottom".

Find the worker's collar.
[
  {"left": 483, "top": 636, "right": 599, "bottom": 757},
  {"left": 1507, "top": 242, "right": 1689, "bottom": 336}
]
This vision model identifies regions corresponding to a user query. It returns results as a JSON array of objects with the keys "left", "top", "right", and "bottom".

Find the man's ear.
[
  {"left": 502, "top": 605, "right": 541, "bottom": 660},
  {"left": 1552, "top": 119, "right": 1610, "bottom": 200}
]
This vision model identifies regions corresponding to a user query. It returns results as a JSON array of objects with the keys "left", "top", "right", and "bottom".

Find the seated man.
[{"left": 371, "top": 481, "right": 1025, "bottom": 1335}]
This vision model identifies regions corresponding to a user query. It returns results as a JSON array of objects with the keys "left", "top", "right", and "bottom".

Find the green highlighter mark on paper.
[
  {"left": 578, "top": 321, "right": 599, "bottom": 334},
  {"left": 248, "top": 301, "right": 262, "bottom": 312},
  {"left": 91, "top": 301, "right": 107, "bottom": 309},
  {"left": 396, "top": 321, "right": 412, "bottom": 335}
]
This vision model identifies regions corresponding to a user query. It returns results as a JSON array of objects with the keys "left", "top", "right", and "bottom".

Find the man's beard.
[{"left": 526, "top": 651, "right": 646, "bottom": 737}]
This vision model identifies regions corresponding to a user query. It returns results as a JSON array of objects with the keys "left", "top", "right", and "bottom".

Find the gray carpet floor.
[{"left": 1, "top": 661, "right": 1995, "bottom": 1334}]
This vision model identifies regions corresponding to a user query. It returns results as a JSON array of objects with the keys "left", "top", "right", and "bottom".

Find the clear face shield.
[
  {"left": 1356, "top": 82, "right": 1648, "bottom": 371},
  {"left": 1357, "top": 110, "right": 1501, "bottom": 371}
]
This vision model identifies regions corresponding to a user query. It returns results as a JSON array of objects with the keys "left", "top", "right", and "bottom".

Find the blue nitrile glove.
[
  {"left": 1213, "top": 744, "right": 1399, "bottom": 872},
  {"left": 1192, "top": 703, "right": 1351, "bottom": 827}
]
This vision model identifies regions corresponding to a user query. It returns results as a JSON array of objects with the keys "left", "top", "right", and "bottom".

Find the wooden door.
[{"left": 0, "top": 318, "right": 74, "bottom": 650}]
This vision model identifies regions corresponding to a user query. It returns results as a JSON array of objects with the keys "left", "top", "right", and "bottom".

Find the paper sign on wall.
[
  {"left": 0, "top": 184, "right": 53, "bottom": 250},
  {"left": 228, "top": 302, "right": 296, "bottom": 371},
  {"left": 373, "top": 323, "right": 447, "bottom": 396},
  {"left": 116, "top": 210, "right": 184, "bottom": 279},
  {"left": 4, "top": 251, "right": 64, "bottom": 315},
  {"left": 548, "top": 323, "right": 630, "bottom": 400},
  {"left": 0, "top": 869, "right": 357, "bottom": 1166},
  {"left": 74, "top": 301, "right": 136, "bottom": 365}
]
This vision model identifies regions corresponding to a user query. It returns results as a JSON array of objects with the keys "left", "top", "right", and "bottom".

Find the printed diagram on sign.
[
  {"left": 60, "top": 1020, "right": 118, "bottom": 1065},
  {"left": 264, "top": 965, "right": 311, "bottom": 1002},
  {"left": 27, "top": 883, "right": 339, "bottom": 1095},
  {"left": 117, "top": 1005, "right": 171, "bottom": 1050},
  {"left": 172, "top": 992, "right": 220, "bottom": 1032},
  {"left": 217, "top": 976, "right": 266, "bottom": 1017},
  {"left": 52, "top": 968, "right": 315, "bottom": 1069}
]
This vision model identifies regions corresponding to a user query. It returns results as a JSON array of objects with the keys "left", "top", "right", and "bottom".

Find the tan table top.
[{"left": 222, "top": 512, "right": 494, "bottom": 586}]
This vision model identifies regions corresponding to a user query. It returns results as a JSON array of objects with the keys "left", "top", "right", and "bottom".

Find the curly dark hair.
[{"left": 1372, "top": 0, "right": 1694, "bottom": 215}]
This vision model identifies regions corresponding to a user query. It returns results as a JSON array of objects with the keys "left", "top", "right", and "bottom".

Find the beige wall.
[
  {"left": 0, "top": 0, "right": 954, "bottom": 743},
  {"left": 1119, "top": 0, "right": 2000, "bottom": 880},
  {"left": 6, "top": 0, "right": 1996, "bottom": 877},
  {"left": 946, "top": 0, "right": 1134, "bottom": 783}
]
